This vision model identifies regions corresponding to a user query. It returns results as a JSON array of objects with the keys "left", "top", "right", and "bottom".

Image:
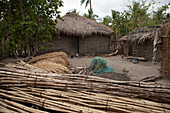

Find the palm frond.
[
  {"left": 80, "top": 0, "right": 86, "bottom": 5},
  {"left": 85, "top": 0, "right": 90, "bottom": 8}
]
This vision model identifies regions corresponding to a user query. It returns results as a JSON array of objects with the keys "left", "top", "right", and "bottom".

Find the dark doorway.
[
  {"left": 71, "top": 37, "right": 79, "bottom": 56},
  {"left": 128, "top": 45, "right": 132, "bottom": 56}
]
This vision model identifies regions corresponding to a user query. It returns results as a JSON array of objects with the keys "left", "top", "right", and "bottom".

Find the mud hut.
[
  {"left": 119, "top": 25, "right": 161, "bottom": 61},
  {"left": 39, "top": 12, "right": 114, "bottom": 56},
  {"left": 160, "top": 21, "right": 170, "bottom": 77}
]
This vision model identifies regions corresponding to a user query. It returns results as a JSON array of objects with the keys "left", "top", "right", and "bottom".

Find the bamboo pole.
[
  {"left": 6, "top": 87, "right": 170, "bottom": 112},
  {"left": 0, "top": 105, "right": 18, "bottom": 113},
  {"left": 0, "top": 99, "right": 48, "bottom": 113},
  {"left": 0, "top": 63, "right": 170, "bottom": 112}
]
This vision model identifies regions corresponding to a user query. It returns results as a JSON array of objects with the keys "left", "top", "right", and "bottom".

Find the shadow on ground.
[{"left": 96, "top": 72, "right": 130, "bottom": 81}]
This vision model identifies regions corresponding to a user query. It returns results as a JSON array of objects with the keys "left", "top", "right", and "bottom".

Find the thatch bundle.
[
  {"left": 119, "top": 25, "right": 161, "bottom": 44},
  {"left": 0, "top": 63, "right": 170, "bottom": 112},
  {"left": 56, "top": 12, "right": 114, "bottom": 38},
  {"left": 28, "top": 52, "right": 69, "bottom": 66},
  {"left": 28, "top": 52, "right": 71, "bottom": 74},
  {"left": 34, "top": 56, "right": 69, "bottom": 67},
  {"left": 32, "top": 61, "right": 72, "bottom": 74}
]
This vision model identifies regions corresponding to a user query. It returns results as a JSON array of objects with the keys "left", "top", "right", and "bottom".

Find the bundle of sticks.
[
  {"left": 0, "top": 62, "right": 170, "bottom": 112},
  {"left": 71, "top": 67, "right": 91, "bottom": 75}
]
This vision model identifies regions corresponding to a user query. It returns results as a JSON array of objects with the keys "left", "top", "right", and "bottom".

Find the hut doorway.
[
  {"left": 71, "top": 37, "right": 79, "bottom": 56},
  {"left": 128, "top": 45, "right": 132, "bottom": 56}
]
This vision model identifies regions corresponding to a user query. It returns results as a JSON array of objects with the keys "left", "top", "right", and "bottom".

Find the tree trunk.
[
  {"left": 133, "top": 14, "right": 138, "bottom": 29},
  {"left": 32, "top": 17, "right": 39, "bottom": 57},
  {"left": 26, "top": 37, "right": 31, "bottom": 59},
  {"left": 89, "top": 0, "right": 92, "bottom": 19},
  {"left": 19, "top": 0, "right": 30, "bottom": 59}
]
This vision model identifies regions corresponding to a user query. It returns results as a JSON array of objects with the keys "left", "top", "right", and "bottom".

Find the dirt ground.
[
  {"left": 1, "top": 55, "right": 169, "bottom": 84},
  {"left": 68, "top": 55, "right": 170, "bottom": 84},
  {"left": 68, "top": 55, "right": 161, "bottom": 81}
]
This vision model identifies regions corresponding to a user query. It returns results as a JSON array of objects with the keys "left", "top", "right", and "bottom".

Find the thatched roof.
[
  {"left": 161, "top": 21, "right": 170, "bottom": 38},
  {"left": 56, "top": 12, "right": 114, "bottom": 38},
  {"left": 119, "top": 25, "right": 161, "bottom": 44}
]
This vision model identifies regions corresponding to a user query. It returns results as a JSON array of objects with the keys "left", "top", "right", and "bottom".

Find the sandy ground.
[
  {"left": 1, "top": 55, "right": 169, "bottom": 84},
  {"left": 68, "top": 55, "right": 161, "bottom": 81}
]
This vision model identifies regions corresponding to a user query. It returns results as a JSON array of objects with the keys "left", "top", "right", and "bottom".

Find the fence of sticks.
[{"left": 0, "top": 62, "right": 170, "bottom": 113}]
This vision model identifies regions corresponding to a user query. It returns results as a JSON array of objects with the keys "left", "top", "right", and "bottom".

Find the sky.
[{"left": 59, "top": 0, "right": 170, "bottom": 19}]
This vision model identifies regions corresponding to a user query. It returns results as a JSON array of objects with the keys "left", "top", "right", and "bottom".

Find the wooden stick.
[
  {"left": 0, "top": 99, "right": 48, "bottom": 113},
  {"left": 0, "top": 105, "right": 18, "bottom": 113}
]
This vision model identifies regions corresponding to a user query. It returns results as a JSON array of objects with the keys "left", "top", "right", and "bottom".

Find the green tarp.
[{"left": 89, "top": 57, "right": 115, "bottom": 75}]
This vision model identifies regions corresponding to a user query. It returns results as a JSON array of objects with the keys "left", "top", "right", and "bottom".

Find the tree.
[
  {"left": 153, "top": 3, "right": 170, "bottom": 24},
  {"left": 71, "top": 9, "right": 80, "bottom": 14},
  {"left": 101, "top": 10, "right": 130, "bottom": 37},
  {"left": 101, "top": 15, "right": 112, "bottom": 27},
  {"left": 0, "top": 0, "right": 63, "bottom": 59},
  {"left": 127, "top": 0, "right": 153, "bottom": 28},
  {"left": 99, "top": 0, "right": 168, "bottom": 38},
  {"left": 80, "top": 0, "right": 92, "bottom": 19},
  {"left": 83, "top": 9, "right": 98, "bottom": 20}
]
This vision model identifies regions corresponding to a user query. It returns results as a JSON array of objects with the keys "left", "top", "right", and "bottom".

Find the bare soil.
[
  {"left": 1, "top": 55, "right": 169, "bottom": 84},
  {"left": 68, "top": 55, "right": 162, "bottom": 81}
]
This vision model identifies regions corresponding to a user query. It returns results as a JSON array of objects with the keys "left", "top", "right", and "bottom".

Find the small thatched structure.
[
  {"left": 119, "top": 25, "right": 161, "bottom": 61},
  {"left": 160, "top": 21, "right": 170, "bottom": 77},
  {"left": 28, "top": 52, "right": 71, "bottom": 74},
  {"left": 39, "top": 12, "right": 114, "bottom": 56}
]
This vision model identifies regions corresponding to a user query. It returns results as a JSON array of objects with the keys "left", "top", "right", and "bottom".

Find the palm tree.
[
  {"left": 153, "top": 4, "right": 169, "bottom": 24},
  {"left": 83, "top": 9, "right": 98, "bottom": 20},
  {"left": 72, "top": 8, "right": 80, "bottom": 14},
  {"left": 101, "top": 16, "right": 112, "bottom": 27},
  {"left": 80, "top": 0, "right": 92, "bottom": 19},
  {"left": 127, "top": 0, "right": 152, "bottom": 28},
  {"left": 127, "top": 1, "right": 141, "bottom": 29}
]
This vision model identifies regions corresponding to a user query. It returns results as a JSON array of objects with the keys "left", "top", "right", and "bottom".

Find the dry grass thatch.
[
  {"left": 161, "top": 21, "right": 170, "bottom": 37},
  {"left": 56, "top": 12, "right": 114, "bottom": 38},
  {"left": 28, "top": 52, "right": 69, "bottom": 66},
  {"left": 119, "top": 25, "right": 161, "bottom": 44},
  {"left": 27, "top": 52, "right": 71, "bottom": 74},
  {"left": 32, "top": 61, "right": 72, "bottom": 74}
]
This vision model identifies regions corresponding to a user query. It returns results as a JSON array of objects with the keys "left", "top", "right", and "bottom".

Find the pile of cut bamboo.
[{"left": 0, "top": 62, "right": 170, "bottom": 113}]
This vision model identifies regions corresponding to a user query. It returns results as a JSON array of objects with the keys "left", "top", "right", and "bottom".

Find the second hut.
[{"left": 119, "top": 25, "right": 161, "bottom": 61}]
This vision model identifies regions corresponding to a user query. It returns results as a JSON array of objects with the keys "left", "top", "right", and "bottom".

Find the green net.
[{"left": 89, "top": 57, "right": 115, "bottom": 75}]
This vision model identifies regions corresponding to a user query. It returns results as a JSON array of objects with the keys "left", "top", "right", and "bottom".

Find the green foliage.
[
  {"left": 0, "top": 0, "right": 63, "bottom": 57},
  {"left": 83, "top": 9, "right": 99, "bottom": 20},
  {"left": 126, "top": 0, "right": 154, "bottom": 29},
  {"left": 101, "top": 15, "right": 112, "bottom": 26},
  {"left": 40, "top": 46, "right": 44, "bottom": 50},
  {"left": 80, "top": 0, "right": 90, "bottom": 8},
  {"left": 48, "top": 42, "right": 54, "bottom": 46},
  {"left": 71, "top": 9, "right": 80, "bottom": 14},
  {"left": 80, "top": 0, "right": 92, "bottom": 19},
  {"left": 100, "top": 0, "right": 169, "bottom": 37},
  {"left": 153, "top": 3, "right": 170, "bottom": 24}
]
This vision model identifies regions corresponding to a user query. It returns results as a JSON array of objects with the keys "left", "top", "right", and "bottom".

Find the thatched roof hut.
[
  {"left": 56, "top": 12, "right": 114, "bottom": 38},
  {"left": 119, "top": 25, "right": 161, "bottom": 60},
  {"left": 39, "top": 12, "right": 114, "bottom": 56},
  {"left": 120, "top": 25, "right": 161, "bottom": 44},
  {"left": 160, "top": 21, "right": 170, "bottom": 77}
]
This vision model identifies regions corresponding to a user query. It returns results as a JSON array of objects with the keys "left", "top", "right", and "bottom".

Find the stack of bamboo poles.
[{"left": 0, "top": 62, "right": 170, "bottom": 112}]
